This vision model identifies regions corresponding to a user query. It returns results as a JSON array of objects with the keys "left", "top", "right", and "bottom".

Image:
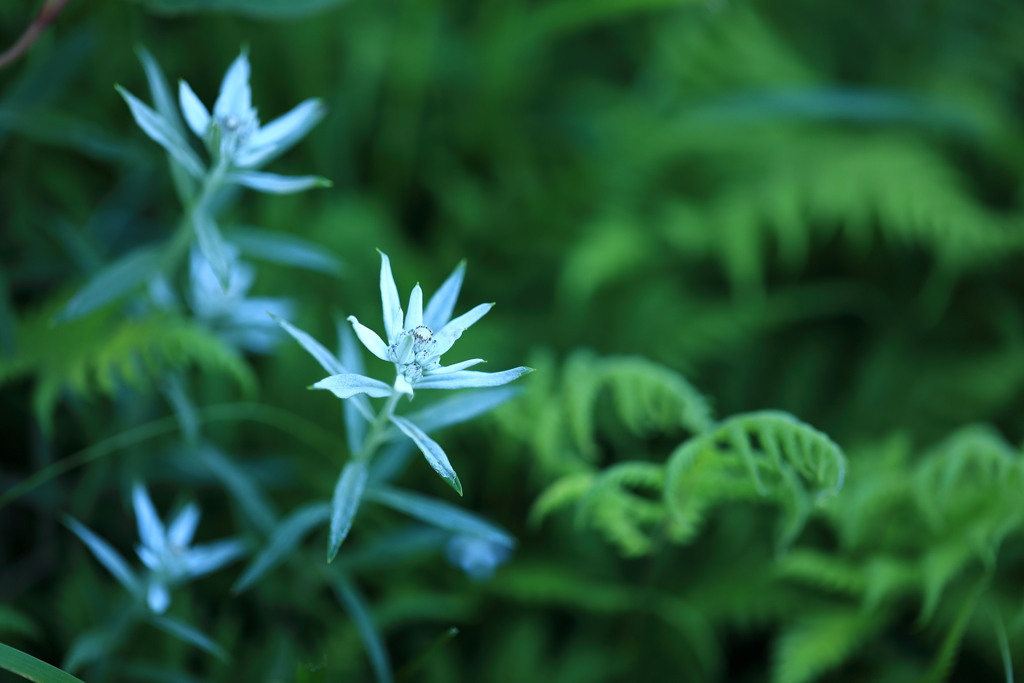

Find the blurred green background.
[{"left": 3, "top": 0, "right": 1024, "bottom": 681}]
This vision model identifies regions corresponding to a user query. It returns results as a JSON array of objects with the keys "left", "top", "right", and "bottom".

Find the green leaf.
[
  {"left": 116, "top": 86, "right": 205, "bottom": 179},
  {"left": 0, "top": 642, "right": 86, "bottom": 683},
  {"left": 399, "top": 386, "right": 523, "bottom": 435},
  {"left": 63, "top": 517, "right": 142, "bottom": 597},
  {"left": 226, "top": 225, "right": 343, "bottom": 275},
  {"left": 148, "top": 615, "right": 228, "bottom": 662},
  {"left": 199, "top": 445, "right": 277, "bottom": 534},
  {"left": 232, "top": 502, "right": 330, "bottom": 594},
  {"left": 324, "top": 572, "right": 393, "bottom": 683},
  {"left": 388, "top": 416, "right": 462, "bottom": 495},
  {"left": 192, "top": 209, "right": 230, "bottom": 289},
  {"left": 0, "top": 606, "right": 38, "bottom": 639},
  {"left": 364, "top": 486, "right": 515, "bottom": 549},
  {"left": 772, "top": 609, "right": 880, "bottom": 683},
  {"left": 55, "top": 244, "right": 164, "bottom": 323},
  {"left": 327, "top": 461, "right": 368, "bottom": 562},
  {"left": 131, "top": 0, "right": 350, "bottom": 19}
]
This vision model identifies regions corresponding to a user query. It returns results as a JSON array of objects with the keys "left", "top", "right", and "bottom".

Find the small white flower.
[
  {"left": 189, "top": 246, "right": 293, "bottom": 354},
  {"left": 444, "top": 533, "right": 512, "bottom": 580},
  {"left": 65, "top": 483, "right": 244, "bottom": 614},
  {"left": 118, "top": 49, "right": 328, "bottom": 194},
  {"left": 335, "top": 251, "right": 531, "bottom": 398}
]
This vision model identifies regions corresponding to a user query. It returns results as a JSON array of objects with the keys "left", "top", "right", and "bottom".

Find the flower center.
[{"left": 389, "top": 325, "right": 438, "bottom": 383}]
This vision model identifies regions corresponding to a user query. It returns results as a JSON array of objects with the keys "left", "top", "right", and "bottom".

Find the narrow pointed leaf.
[
  {"left": 423, "top": 261, "right": 465, "bottom": 330},
  {"left": 116, "top": 86, "right": 205, "bottom": 179},
  {"left": 339, "top": 323, "right": 370, "bottom": 454},
  {"left": 438, "top": 303, "right": 492, "bottom": 337},
  {"left": 232, "top": 502, "right": 330, "bottom": 594},
  {"left": 183, "top": 539, "right": 245, "bottom": 577},
  {"left": 274, "top": 317, "right": 373, "bottom": 420},
  {"left": 0, "top": 642, "right": 86, "bottom": 683},
  {"left": 64, "top": 517, "right": 141, "bottom": 596},
  {"left": 213, "top": 52, "right": 250, "bottom": 118},
  {"left": 388, "top": 416, "right": 461, "bottom": 495},
  {"left": 191, "top": 209, "right": 231, "bottom": 288},
  {"left": 402, "top": 387, "right": 523, "bottom": 434},
  {"left": 227, "top": 225, "right": 342, "bottom": 275},
  {"left": 132, "top": 483, "right": 166, "bottom": 554},
  {"left": 405, "top": 285, "right": 423, "bottom": 329},
  {"left": 325, "top": 572, "right": 393, "bottom": 683},
  {"left": 199, "top": 445, "right": 277, "bottom": 533},
  {"left": 55, "top": 243, "right": 164, "bottom": 322},
  {"left": 167, "top": 503, "right": 200, "bottom": 547},
  {"left": 327, "top": 462, "right": 369, "bottom": 562},
  {"left": 227, "top": 170, "right": 330, "bottom": 194},
  {"left": 148, "top": 615, "right": 228, "bottom": 662},
  {"left": 364, "top": 486, "right": 515, "bottom": 548},
  {"left": 415, "top": 367, "right": 533, "bottom": 391},
  {"left": 313, "top": 373, "right": 393, "bottom": 399}
]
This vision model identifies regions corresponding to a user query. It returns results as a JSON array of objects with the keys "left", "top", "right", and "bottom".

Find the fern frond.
[
  {"left": 0, "top": 302, "right": 256, "bottom": 433},
  {"left": 575, "top": 462, "right": 667, "bottom": 556},
  {"left": 529, "top": 472, "right": 596, "bottom": 528},
  {"left": 772, "top": 608, "right": 882, "bottom": 683},
  {"left": 664, "top": 411, "right": 846, "bottom": 550}
]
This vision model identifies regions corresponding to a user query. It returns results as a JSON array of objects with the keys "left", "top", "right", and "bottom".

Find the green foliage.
[
  {"left": 0, "top": 298, "right": 255, "bottom": 433},
  {"left": 5, "top": 0, "right": 1024, "bottom": 680}
]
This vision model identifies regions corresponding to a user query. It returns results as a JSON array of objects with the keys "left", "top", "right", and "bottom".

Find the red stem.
[{"left": 0, "top": 0, "right": 76, "bottom": 70}]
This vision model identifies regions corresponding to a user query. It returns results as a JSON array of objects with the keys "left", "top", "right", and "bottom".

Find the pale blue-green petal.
[
  {"left": 405, "top": 285, "right": 423, "bottom": 329},
  {"left": 226, "top": 170, "right": 330, "bottom": 194},
  {"left": 379, "top": 251, "right": 403, "bottom": 341},
  {"left": 426, "top": 359, "right": 485, "bottom": 375},
  {"left": 347, "top": 316, "right": 389, "bottom": 361},
  {"left": 213, "top": 51, "right": 251, "bottom": 119},
  {"left": 432, "top": 326, "right": 464, "bottom": 357},
  {"left": 314, "top": 373, "right": 394, "bottom": 399},
  {"left": 136, "top": 545, "right": 161, "bottom": 572},
  {"left": 415, "top": 367, "right": 533, "bottom": 391},
  {"left": 116, "top": 86, "right": 205, "bottom": 179},
  {"left": 232, "top": 143, "right": 278, "bottom": 169},
  {"left": 364, "top": 485, "right": 515, "bottom": 548},
  {"left": 147, "top": 582, "right": 171, "bottom": 614},
  {"left": 182, "top": 539, "right": 245, "bottom": 577},
  {"left": 423, "top": 261, "right": 466, "bottom": 331},
  {"left": 177, "top": 80, "right": 210, "bottom": 138},
  {"left": 167, "top": 503, "right": 201, "bottom": 548},
  {"left": 389, "top": 416, "right": 461, "bottom": 495},
  {"left": 64, "top": 517, "right": 141, "bottom": 596},
  {"left": 327, "top": 461, "right": 368, "bottom": 562},
  {"left": 133, "top": 483, "right": 166, "bottom": 555},
  {"left": 394, "top": 375, "right": 414, "bottom": 397},
  {"left": 437, "top": 303, "right": 492, "bottom": 339},
  {"left": 246, "top": 98, "right": 325, "bottom": 154}
]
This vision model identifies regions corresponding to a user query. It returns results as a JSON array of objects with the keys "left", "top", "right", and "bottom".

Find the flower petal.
[
  {"left": 426, "top": 358, "right": 485, "bottom": 375},
  {"left": 148, "top": 582, "right": 171, "bottom": 614},
  {"left": 246, "top": 98, "right": 326, "bottom": 156},
  {"left": 226, "top": 170, "right": 330, "bottom": 194},
  {"left": 347, "top": 316, "right": 389, "bottom": 361},
  {"left": 432, "top": 326, "right": 464, "bottom": 357},
  {"left": 183, "top": 539, "right": 245, "bottom": 577},
  {"left": 116, "top": 86, "right": 205, "bottom": 179},
  {"left": 167, "top": 503, "right": 201, "bottom": 548},
  {"left": 213, "top": 51, "right": 251, "bottom": 119},
  {"left": 233, "top": 144, "right": 278, "bottom": 168},
  {"left": 178, "top": 80, "right": 210, "bottom": 138},
  {"left": 379, "top": 251, "right": 403, "bottom": 341},
  {"left": 137, "top": 545, "right": 161, "bottom": 572},
  {"left": 389, "top": 416, "right": 461, "bottom": 495},
  {"left": 394, "top": 374, "right": 414, "bottom": 396},
  {"left": 65, "top": 517, "right": 142, "bottom": 596},
  {"left": 406, "top": 285, "right": 423, "bottom": 330},
  {"left": 438, "top": 303, "right": 492, "bottom": 338},
  {"left": 423, "top": 261, "right": 465, "bottom": 330},
  {"left": 414, "top": 367, "right": 533, "bottom": 390},
  {"left": 133, "top": 483, "right": 166, "bottom": 555},
  {"left": 313, "top": 373, "right": 394, "bottom": 399}
]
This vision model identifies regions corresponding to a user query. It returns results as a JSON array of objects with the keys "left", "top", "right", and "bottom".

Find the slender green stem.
[
  {"left": 355, "top": 389, "right": 402, "bottom": 462},
  {"left": 159, "top": 159, "right": 229, "bottom": 275}
]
